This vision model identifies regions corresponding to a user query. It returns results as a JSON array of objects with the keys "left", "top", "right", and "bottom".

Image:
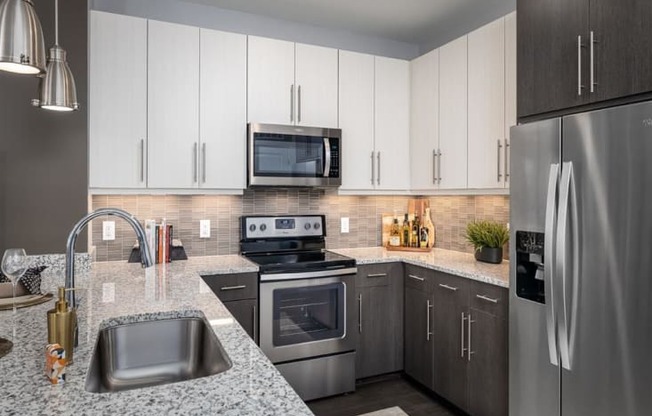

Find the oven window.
[
  {"left": 253, "top": 133, "right": 325, "bottom": 178},
  {"left": 272, "top": 282, "right": 345, "bottom": 346}
]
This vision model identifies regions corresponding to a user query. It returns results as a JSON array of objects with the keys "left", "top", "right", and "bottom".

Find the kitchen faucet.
[{"left": 64, "top": 208, "right": 154, "bottom": 308}]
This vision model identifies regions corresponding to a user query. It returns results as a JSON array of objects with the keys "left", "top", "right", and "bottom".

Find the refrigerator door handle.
[
  {"left": 556, "top": 161, "right": 579, "bottom": 371},
  {"left": 544, "top": 163, "right": 560, "bottom": 367}
]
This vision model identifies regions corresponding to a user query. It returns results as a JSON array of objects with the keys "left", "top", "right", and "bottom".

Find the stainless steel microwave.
[{"left": 247, "top": 123, "right": 342, "bottom": 187}]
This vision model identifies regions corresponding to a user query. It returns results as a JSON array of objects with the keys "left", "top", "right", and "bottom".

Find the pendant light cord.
[{"left": 54, "top": 0, "right": 58, "bottom": 45}]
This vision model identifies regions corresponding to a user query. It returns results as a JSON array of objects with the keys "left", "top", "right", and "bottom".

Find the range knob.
[
  {"left": 260, "top": 224, "right": 267, "bottom": 232},
  {"left": 304, "top": 223, "right": 312, "bottom": 230},
  {"left": 249, "top": 224, "right": 256, "bottom": 232},
  {"left": 314, "top": 222, "right": 321, "bottom": 230}
]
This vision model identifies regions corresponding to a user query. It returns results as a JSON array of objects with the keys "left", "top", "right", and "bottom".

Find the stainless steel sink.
[{"left": 85, "top": 317, "right": 232, "bottom": 393}]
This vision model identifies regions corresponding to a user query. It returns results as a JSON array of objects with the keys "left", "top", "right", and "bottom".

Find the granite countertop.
[
  {"left": 0, "top": 255, "right": 313, "bottom": 416},
  {"left": 329, "top": 247, "right": 509, "bottom": 288}
]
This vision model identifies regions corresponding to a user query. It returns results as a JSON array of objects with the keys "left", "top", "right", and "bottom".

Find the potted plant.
[{"left": 464, "top": 220, "right": 509, "bottom": 264}]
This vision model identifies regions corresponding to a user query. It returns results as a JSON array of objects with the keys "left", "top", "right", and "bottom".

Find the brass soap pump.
[{"left": 47, "top": 287, "right": 77, "bottom": 363}]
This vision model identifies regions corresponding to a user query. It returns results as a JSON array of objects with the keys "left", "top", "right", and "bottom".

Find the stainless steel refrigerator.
[{"left": 510, "top": 101, "right": 652, "bottom": 416}]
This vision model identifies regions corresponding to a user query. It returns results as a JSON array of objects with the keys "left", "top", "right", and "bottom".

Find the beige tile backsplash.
[{"left": 91, "top": 191, "right": 509, "bottom": 262}]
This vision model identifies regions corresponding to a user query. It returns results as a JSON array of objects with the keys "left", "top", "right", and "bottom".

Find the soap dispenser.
[{"left": 47, "top": 287, "right": 77, "bottom": 364}]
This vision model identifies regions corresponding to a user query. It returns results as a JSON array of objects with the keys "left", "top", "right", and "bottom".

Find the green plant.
[{"left": 464, "top": 220, "right": 509, "bottom": 251}]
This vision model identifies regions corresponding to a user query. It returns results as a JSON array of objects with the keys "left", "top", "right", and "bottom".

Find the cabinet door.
[
  {"left": 404, "top": 286, "right": 435, "bottom": 390},
  {"left": 223, "top": 299, "right": 258, "bottom": 343},
  {"left": 147, "top": 21, "right": 200, "bottom": 189},
  {"left": 89, "top": 12, "right": 147, "bottom": 189},
  {"left": 432, "top": 274, "right": 469, "bottom": 412},
  {"left": 517, "top": 0, "right": 589, "bottom": 119},
  {"left": 355, "top": 264, "right": 404, "bottom": 379},
  {"left": 410, "top": 49, "right": 439, "bottom": 191},
  {"left": 338, "top": 50, "right": 375, "bottom": 190},
  {"left": 439, "top": 36, "right": 468, "bottom": 190},
  {"left": 467, "top": 18, "right": 505, "bottom": 189},
  {"left": 467, "top": 309, "right": 508, "bottom": 416},
  {"left": 504, "top": 11, "right": 517, "bottom": 189},
  {"left": 590, "top": 0, "right": 652, "bottom": 103},
  {"left": 199, "top": 29, "right": 247, "bottom": 189},
  {"left": 374, "top": 56, "right": 410, "bottom": 190},
  {"left": 295, "top": 43, "right": 338, "bottom": 128},
  {"left": 247, "top": 36, "right": 295, "bottom": 125}
]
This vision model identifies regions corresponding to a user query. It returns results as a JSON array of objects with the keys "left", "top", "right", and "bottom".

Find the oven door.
[
  {"left": 248, "top": 123, "right": 341, "bottom": 187},
  {"left": 259, "top": 274, "right": 355, "bottom": 364}
]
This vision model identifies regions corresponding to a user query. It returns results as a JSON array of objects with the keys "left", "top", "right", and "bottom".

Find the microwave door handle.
[{"left": 323, "top": 138, "right": 331, "bottom": 177}]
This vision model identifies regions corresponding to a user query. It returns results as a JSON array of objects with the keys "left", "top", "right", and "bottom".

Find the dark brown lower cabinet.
[
  {"left": 222, "top": 298, "right": 258, "bottom": 343},
  {"left": 404, "top": 265, "right": 508, "bottom": 416},
  {"left": 355, "top": 263, "right": 404, "bottom": 379}
]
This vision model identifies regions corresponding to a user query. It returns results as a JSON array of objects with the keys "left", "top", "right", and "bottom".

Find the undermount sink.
[{"left": 85, "top": 316, "right": 232, "bottom": 393}]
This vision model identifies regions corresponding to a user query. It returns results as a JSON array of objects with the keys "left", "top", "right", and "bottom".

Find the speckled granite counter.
[
  {"left": 0, "top": 255, "right": 314, "bottom": 416},
  {"left": 329, "top": 247, "right": 509, "bottom": 288}
]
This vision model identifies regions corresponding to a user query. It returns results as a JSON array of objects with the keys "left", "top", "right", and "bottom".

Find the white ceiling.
[{"left": 183, "top": 0, "right": 515, "bottom": 50}]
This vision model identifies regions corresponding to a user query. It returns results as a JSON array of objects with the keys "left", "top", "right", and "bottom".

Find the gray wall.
[
  {"left": 90, "top": 0, "right": 420, "bottom": 60},
  {"left": 0, "top": 0, "right": 88, "bottom": 254}
]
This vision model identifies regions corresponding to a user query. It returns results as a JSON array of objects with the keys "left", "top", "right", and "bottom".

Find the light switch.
[
  {"left": 102, "top": 221, "right": 115, "bottom": 241},
  {"left": 200, "top": 220, "right": 211, "bottom": 238},
  {"left": 341, "top": 217, "right": 349, "bottom": 233}
]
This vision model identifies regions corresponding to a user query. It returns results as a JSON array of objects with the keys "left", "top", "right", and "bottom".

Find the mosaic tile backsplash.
[{"left": 91, "top": 191, "right": 509, "bottom": 262}]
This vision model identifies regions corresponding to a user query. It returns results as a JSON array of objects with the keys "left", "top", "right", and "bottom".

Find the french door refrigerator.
[{"left": 510, "top": 100, "right": 652, "bottom": 416}]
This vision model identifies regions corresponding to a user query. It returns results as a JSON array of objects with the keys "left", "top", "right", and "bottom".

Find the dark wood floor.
[{"left": 307, "top": 374, "right": 466, "bottom": 416}]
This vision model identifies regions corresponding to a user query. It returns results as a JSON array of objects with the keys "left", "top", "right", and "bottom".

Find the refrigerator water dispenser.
[{"left": 515, "top": 231, "right": 545, "bottom": 303}]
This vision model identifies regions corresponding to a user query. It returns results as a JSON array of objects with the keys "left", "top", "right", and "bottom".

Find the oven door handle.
[
  {"left": 260, "top": 267, "right": 358, "bottom": 282},
  {"left": 323, "top": 137, "right": 331, "bottom": 178}
]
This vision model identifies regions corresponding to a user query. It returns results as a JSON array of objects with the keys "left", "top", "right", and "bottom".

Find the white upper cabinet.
[
  {"left": 339, "top": 50, "right": 375, "bottom": 190},
  {"left": 467, "top": 17, "right": 505, "bottom": 189},
  {"left": 247, "top": 36, "right": 295, "bottom": 125},
  {"left": 374, "top": 56, "right": 410, "bottom": 190},
  {"left": 248, "top": 37, "right": 338, "bottom": 127},
  {"left": 504, "top": 11, "right": 517, "bottom": 189},
  {"left": 147, "top": 20, "right": 200, "bottom": 189},
  {"left": 410, "top": 49, "right": 439, "bottom": 191},
  {"left": 89, "top": 11, "right": 147, "bottom": 189},
  {"left": 439, "top": 36, "right": 468, "bottom": 190},
  {"left": 295, "top": 43, "right": 339, "bottom": 127},
  {"left": 199, "top": 29, "right": 247, "bottom": 189}
]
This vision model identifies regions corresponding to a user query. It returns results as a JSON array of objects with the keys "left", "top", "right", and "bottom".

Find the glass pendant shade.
[
  {"left": 0, "top": 0, "right": 46, "bottom": 74},
  {"left": 32, "top": 44, "right": 78, "bottom": 111}
]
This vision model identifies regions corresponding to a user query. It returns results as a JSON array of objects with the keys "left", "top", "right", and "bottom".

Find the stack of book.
[{"left": 144, "top": 219, "right": 173, "bottom": 264}]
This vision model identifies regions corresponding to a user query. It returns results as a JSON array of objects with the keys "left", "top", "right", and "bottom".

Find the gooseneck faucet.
[{"left": 65, "top": 208, "right": 154, "bottom": 308}]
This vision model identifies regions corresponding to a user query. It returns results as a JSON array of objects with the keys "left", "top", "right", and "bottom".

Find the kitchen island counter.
[
  {"left": 0, "top": 255, "right": 313, "bottom": 416},
  {"left": 329, "top": 247, "right": 509, "bottom": 288}
]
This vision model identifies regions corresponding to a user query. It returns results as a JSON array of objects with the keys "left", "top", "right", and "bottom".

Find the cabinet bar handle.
[
  {"left": 476, "top": 294, "right": 499, "bottom": 303},
  {"left": 370, "top": 151, "right": 375, "bottom": 185},
  {"left": 439, "top": 283, "right": 458, "bottom": 292},
  {"left": 290, "top": 84, "right": 294, "bottom": 122},
  {"left": 408, "top": 274, "right": 425, "bottom": 282},
  {"left": 220, "top": 285, "right": 246, "bottom": 291},
  {"left": 590, "top": 31, "right": 597, "bottom": 93},
  {"left": 461, "top": 312, "right": 467, "bottom": 358},
  {"left": 358, "top": 293, "right": 363, "bottom": 333},
  {"left": 504, "top": 140, "right": 510, "bottom": 181},
  {"left": 377, "top": 151, "right": 381, "bottom": 185},
  {"left": 140, "top": 139, "right": 145, "bottom": 182},
  {"left": 426, "top": 299, "right": 433, "bottom": 341},
  {"left": 252, "top": 304, "right": 257, "bottom": 342},
  {"left": 577, "top": 35, "right": 584, "bottom": 96},
  {"left": 297, "top": 85, "right": 302, "bottom": 123},
  {"left": 202, "top": 143, "right": 207, "bottom": 183},
  {"left": 437, "top": 150, "right": 442, "bottom": 183},
  {"left": 193, "top": 143, "right": 198, "bottom": 183},
  {"left": 433, "top": 149, "right": 437, "bottom": 184},
  {"left": 366, "top": 273, "right": 387, "bottom": 278},
  {"left": 497, "top": 140, "right": 503, "bottom": 182},
  {"left": 468, "top": 313, "right": 475, "bottom": 361}
]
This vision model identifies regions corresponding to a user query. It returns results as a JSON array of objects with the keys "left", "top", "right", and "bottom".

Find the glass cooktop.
[{"left": 244, "top": 250, "right": 355, "bottom": 274}]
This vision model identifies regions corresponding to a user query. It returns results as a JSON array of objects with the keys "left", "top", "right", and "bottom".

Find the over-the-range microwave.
[{"left": 247, "top": 123, "right": 342, "bottom": 187}]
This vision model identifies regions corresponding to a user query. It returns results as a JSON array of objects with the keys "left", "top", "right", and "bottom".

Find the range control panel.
[{"left": 242, "top": 215, "right": 325, "bottom": 239}]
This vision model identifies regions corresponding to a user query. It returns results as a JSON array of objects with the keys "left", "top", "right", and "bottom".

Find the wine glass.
[{"left": 2, "top": 249, "right": 27, "bottom": 314}]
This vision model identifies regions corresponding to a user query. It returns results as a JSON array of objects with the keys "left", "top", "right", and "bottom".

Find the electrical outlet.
[
  {"left": 102, "top": 221, "right": 115, "bottom": 241},
  {"left": 341, "top": 217, "right": 350, "bottom": 233},
  {"left": 200, "top": 220, "right": 211, "bottom": 238}
]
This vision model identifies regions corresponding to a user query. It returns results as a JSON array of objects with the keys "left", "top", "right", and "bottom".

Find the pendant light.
[
  {"left": 31, "top": 0, "right": 78, "bottom": 111},
  {"left": 0, "top": 0, "right": 46, "bottom": 74}
]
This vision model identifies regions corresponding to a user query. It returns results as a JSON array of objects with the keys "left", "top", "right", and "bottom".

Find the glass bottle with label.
[
  {"left": 402, "top": 214, "right": 410, "bottom": 247},
  {"left": 389, "top": 218, "right": 401, "bottom": 247},
  {"left": 411, "top": 215, "right": 420, "bottom": 248}
]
